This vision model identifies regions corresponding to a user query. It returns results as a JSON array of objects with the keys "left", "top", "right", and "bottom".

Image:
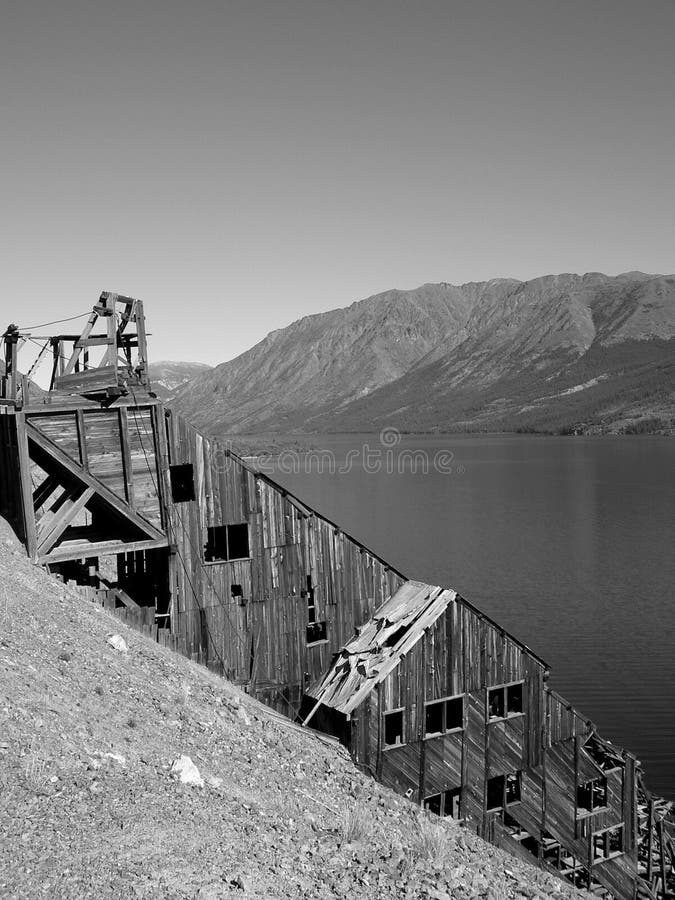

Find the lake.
[{"left": 263, "top": 434, "right": 675, "bottom": 799}]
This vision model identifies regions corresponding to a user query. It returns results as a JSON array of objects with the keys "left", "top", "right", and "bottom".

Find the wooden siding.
[
  {"left": 164, "top": 410, "right": 405, "bottom": 713},
  {"left": 348, "top": 594, "right": 639, "bottom": 900},
  {"left": 0, "top": 412, "right": 24, "bottom": 540}
]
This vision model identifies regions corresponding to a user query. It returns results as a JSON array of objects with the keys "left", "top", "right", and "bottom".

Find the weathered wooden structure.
[
  {"left": 1, "top": 295, "right": 673, "bottom": 900},
  {"left": 303, "top": 581, "right": 675, "bottom": 898},
  {"left": 0, "top": 293, "right": 405, "bottom": 714}
]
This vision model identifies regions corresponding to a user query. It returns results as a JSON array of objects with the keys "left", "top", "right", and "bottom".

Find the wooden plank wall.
[
  {"left": 350, "top": 594, "right": 638, "bottom": 900},
  {"left": 163, "top": 410, "right": 405, "bottom": 713},
  {"left": 0, "top": 411, "right": 25, "bottom": 540},
  {"left": 353, "top": 597, "right": 542, "bottom": 824},
  {"left": 24, "top": 406, "right": 163, "bottom": 528}
]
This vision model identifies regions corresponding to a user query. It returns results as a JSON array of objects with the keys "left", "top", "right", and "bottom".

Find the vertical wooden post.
[
  {"left": 658, "top": 819, "right": 667, "bottom": 898},
  {"left": 118, "top": 408, "right": 135, "bottom": 508},
  {"left": 75, "top": 409, "right": 88, "bottom": 468},
  {"left": 14, "top": 412, "right": 37, "bottom": 559},
  {"left": 647, "top": 799, "right": 654, "bottom": 882},
  {"left": 135, "top": 300, "right": 149, "bottom": 388}
]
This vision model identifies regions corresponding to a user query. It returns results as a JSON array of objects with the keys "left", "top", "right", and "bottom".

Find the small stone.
[
  {"left": 231, "top": 875, "right": 248, "bottom": 891},
  {"left": 107, "top": 635, "right": 128, "bottom": 653},
  {"left": 170, "top": 754, "right": 204, "bottom": 787}
]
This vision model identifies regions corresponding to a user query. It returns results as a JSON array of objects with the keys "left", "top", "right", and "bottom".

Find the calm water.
[{"left": 266, "top": 434, "right": 675, "bottom": 799}]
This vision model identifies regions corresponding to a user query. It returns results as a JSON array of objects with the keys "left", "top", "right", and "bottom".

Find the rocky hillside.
[
  {"left": 149, "top": 361, "right": 213, "bottom": 401},
  {"left": 171, "top": 272, "right": 675, "bottom": 435},
  {"left": 0, "top": 516, "right": 582, "bottom": 900}
]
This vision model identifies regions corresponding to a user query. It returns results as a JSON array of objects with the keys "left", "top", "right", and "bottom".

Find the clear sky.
[{"left": 1, "top": 0, "right": 674, "bottom": 366}]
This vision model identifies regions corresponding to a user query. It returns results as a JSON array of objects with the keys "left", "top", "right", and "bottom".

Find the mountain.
[
  {"left": 148, "top": 360, "right": 212, "bottom": 401},
  {"left": 171, "top": 273, "right": 675, "bottom": 435}
]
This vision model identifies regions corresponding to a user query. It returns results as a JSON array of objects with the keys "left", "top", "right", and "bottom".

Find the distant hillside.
[
  {"left": 170, "top": 273, "right": 675, "bottom": 435},
  {"left": 148, "top": 360, "right": 212, "bottom": 401}
]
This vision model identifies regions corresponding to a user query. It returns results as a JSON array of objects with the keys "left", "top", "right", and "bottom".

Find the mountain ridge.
[{"left": 170, "top": 272, "right": 675, "bottom": 436}]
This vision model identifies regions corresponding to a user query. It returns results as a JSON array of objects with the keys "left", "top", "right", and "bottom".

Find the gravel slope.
[{"left": 0, "top": 517, "right": 585, "bottom": 900}]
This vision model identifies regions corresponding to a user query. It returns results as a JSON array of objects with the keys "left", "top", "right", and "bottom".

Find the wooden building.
[
  {"left": 0, "top": 293, "right": 405, "bottom": 715},
  {"left": 303, "top": 581, "right": 674, "bottom": 900},
  {"left": 1, "top": 294, "right": 673, "bottom": 900}
]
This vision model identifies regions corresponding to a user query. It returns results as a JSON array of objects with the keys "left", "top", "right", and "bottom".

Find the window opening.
[
  {"left": 305, "top": 575, "right": 327, "bottom": 644},
  {"left": 577, "top": 777, "right": 608, "bottom": 813},
  {"left": 424, "top": 695, "right": 464, "bottom": 737},
  {"left": 169, "top": 464, "right": 195, "bottom": 503},
  {"left": 204, "top": 523, "right": 250, "bottom": 562},
  {"left": 423, "top": 788, "right": 461, "bottom": 818},
  {"left": 488, "top": 688, "right": 504, "bottom": 720},
  {"left": 488, "top": 681, "right": 524, "bottom": 721},
  {"left": 383, "top": 710, "right": 404, "bottom": 747},
  {"left": 306, "top": 621, "right": 327, "bottom": 644},
  {"left": 592, "top": 825, "right": 623, "bottom": 862},
  {"left": 487, "top": 771, "right": 522, "bottom": 811}
]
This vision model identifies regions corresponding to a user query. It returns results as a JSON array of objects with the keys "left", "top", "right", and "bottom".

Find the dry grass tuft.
[
  {"left": 413, "top": 816, "right": 454, "bottom": 865},
  {"left": 341, "top": 805, "right": 373, "bottom": 843}
]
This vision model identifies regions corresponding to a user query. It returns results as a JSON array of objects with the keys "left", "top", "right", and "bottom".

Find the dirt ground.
[{"left": 0, "top": 516, "right": 586, "bottom": 900}]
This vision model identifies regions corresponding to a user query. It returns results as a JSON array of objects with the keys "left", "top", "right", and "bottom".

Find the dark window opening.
[
  {"left": 425, "top": 701, "right": 444, "bottom": 736},
  {"left": 204, "top": 523, "right": 250, "bottom": 562},
  {"left": 169, "top": 464, "right": 195, "bottom": 503},
  {"left": 227, "top": 524, "right": 249, "bottom": 559},
  {"left": 488, "top": 687, "right": 504, "bottom": 719},
  {"left": 593, "top": 825, "right": 623, "bottom": 862},
  {"left": 446, "top": 697, "right": 463, "bottom": 730},
  {"left": 505, "top": 771, "right": 522, "bottom": 804},
  {"left": 305, "top": 574, "right": 324, "bottom": 641},
  {"left": 425, "top": 793, "right": 442, "bottom": 815},
  {"left": 577, "top": 777, "right": 608, "bottom": 813},
  {"left": 507, "top": 683, "right": 523, "bottom": 715},
  {"left": 488, "top": 681, "right": 524, "bottom": 721},
  {"left": 231, "top": 584, "right": 243, "bottom": 598},
  {"left": 487, "top": 775, "right": 505, "bottom": 810},
  {"left": 487, "top": 771, "right": 522, "bottom": 811},
  {"left": 425, "top": 695, "right": 464, "bottom": 736},
  {"left": 384, "top": 710, "right": 404, "bottom": 747},
  {"left": 306, "top": 621, "right": 327, "bottom": 644},
  {"left": 424, "top": 788, "right": 461, "bottom": 819}
]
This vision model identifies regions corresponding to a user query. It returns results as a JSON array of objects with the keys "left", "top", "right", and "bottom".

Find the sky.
[{"left": 1, "top": 0, "right": 674, "bottom": 366}]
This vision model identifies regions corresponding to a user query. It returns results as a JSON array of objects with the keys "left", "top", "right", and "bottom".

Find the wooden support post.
[
  {"left": 658, "top": 819, "right": 667, "bottom": 899},
  {"left": 32, "top": 473, "right": 61, "bottom": 510},
  {"left": 37, "top": 486, "right": 95, "bottom": 556},
  {"left": 118, "top": 408, "right": 135, "bottom": 508},
  {"left": 135, "top": 299, "right": 149, "bottom": 387},
  {"left": 14, "top": 412, "right": 37, "bottom": 559},
  {"left": 75, "top": 409, "right": 88, "bottom": 468},
  {"left": 648, "top": 799, "right": 654, "bottom": 882}
]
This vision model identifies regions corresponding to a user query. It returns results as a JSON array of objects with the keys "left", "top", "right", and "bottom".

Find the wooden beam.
[
  {"left": 25, "top": 421, "right": 166, "bottom": 542},
  {"left": 75, "top": 409, "right": 88, "bottom": 468},
  {"left": 61, "top": 310, "right": 99, "bottom": 377},
  {"left": 32, "top": 473, "right": 61, "bottom": 510},
  {"left": 39, "top": 535, "right": 168, "bottom": 565},
  {"left": 14, "top": 413, "right": 38, "bottom": 559},
  {"left": 37, "top": 486, "right": 95, "bottom": 556},
  {"left": 118, "top": 408, "right": 135, "bottom": 508}
]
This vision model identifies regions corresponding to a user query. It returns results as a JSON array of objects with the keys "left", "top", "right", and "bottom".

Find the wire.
[{"left": 18, "top": 311, "right": 90, "bottom": 331}]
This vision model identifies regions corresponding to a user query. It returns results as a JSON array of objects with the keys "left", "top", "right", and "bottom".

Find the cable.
[{"left": 18, "top": 311, "right": 90, "bottom": 331}]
